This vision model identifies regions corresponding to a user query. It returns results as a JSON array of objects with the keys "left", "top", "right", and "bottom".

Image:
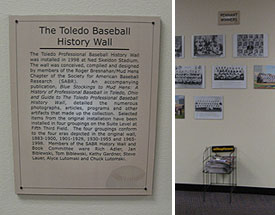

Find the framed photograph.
[
  {"left": 254, "top": 65, "right": 275, "bottom": 89},
  {"left": 175, "top": 65, "right": 205, "bottom": 89},
  {"left": 194, "top": 96, "right": 223, "bottom": 120},
  {"left": 175, "top": 95, "right": 185, "bottom": 119},
  {"left": 212, "top": 65, "right": 247, "bottom": 89},
  {"left": 192, "top": 34, "right": 225, "bottom": 58},
  {"left": 233, "top": 34, "right": 268, "bottom": 57},
  {"left": 175, "top": 35, "right": 184, "bottom": 58}
]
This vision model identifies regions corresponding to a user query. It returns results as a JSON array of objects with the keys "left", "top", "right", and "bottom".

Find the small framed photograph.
[
  {"left": 192, "top": 34, "right": 225, "bottom": 58},
  {"left": 175, "top": 95, "right": 185, "bottom": 119},
  {"left": 254, "top": 65, "right": 275, "bottom": 89},
  {"left": 194, "top": 96, "right": 223, "bottom": 120},
  {"left": 175, "top": 35, "right": 184, "bottom": 58},
  {"left": 212, "top": 65, "right": 247, "bottom": 89},
  {"left": 233, "top": 34, "right": 268, "bottom": 57},
  {"left": 175, "top": 65, "right": 205, "bottom": 89}
]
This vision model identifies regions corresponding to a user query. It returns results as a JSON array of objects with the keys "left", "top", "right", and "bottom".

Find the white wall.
[
  {"left": 176, "top": 0, "right": 275, "bottom": 188},
  {"left": 0, "top": 1, "right": 171, "bottom": 214}
]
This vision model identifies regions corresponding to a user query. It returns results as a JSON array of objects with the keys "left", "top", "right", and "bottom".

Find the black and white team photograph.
[
  {"left": 192, "top": 34, "right": 225, "bottom": 58},
  {"left": 233, "top": 34, "right": 268, "bottom": 57},
  {"left": 175, "top": 65, "right": 205, "bottom": 88},
  {"left": 194, "top": 96, "right": 223, "bottom": 120},
  {"left": 175, "top": 36, "right": 184, "bottom": 58},
  {"left": 212, "top": 65, "right": 247, "bottom": 88}
]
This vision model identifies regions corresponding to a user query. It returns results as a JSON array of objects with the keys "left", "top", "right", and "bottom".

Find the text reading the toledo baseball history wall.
[
  {"left": 30, "top": 50, "right": 139, "bottom": 162},
  {"left": 39, "top": 26, "right": 131, "bottom": 47}
]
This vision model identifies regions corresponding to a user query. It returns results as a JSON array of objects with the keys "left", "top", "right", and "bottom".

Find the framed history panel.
[{"left": 9, "top": 16, "right": 160, "bottom": 195}]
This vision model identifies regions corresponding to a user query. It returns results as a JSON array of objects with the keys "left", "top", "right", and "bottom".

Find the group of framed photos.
[
  {"left": 175, "top": 33, "right": 268, "bottom": 59},
  {"left": 175, "top": 33, "right": 275, "bottom": 120},
  {"left": 175, "top": 65, "right": 247, "bottom": 89}
]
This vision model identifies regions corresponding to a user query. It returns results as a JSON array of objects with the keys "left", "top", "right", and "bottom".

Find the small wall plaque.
[{"left": 218, "top": 11, "right": 240, "bottom": 25}]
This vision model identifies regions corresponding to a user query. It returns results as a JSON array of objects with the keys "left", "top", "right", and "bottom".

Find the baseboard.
[{"left": 176, "top": 183, "right": 275, "bottom": 195}]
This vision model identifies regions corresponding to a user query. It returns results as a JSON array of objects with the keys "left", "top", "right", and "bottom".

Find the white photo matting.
[
  {"left": 194, "top": 96, "right": 223, "bottom": 120},
  {"left": 212, "top": 65, "right": 247, "bottom": 89},
  {"left": 233, "top": 34, "right": 268, "bottom": 58},
  {"left": 10, "top": 15, "right": 160, "bottom": 196},
  {"left": 192, "top": 34, "right": 225, "bottom": 58},
  {"left": 175, "top": 35, "right": 184, "bottom": 58},
  {"left": 175, "top": 65, "right": 205, "bottom": 89}
]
